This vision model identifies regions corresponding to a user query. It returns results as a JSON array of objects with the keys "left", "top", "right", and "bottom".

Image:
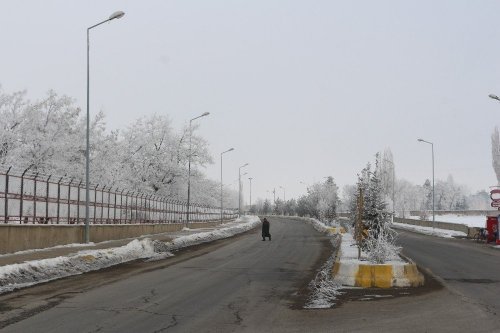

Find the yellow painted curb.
[
  {"left": 332, "top": 261, "right": 341, "bottom": 277},
  {"left": 327, "top": 227, "right": 346, "bottom": 234},
  {"left": 355, "top": 264, "right": 393, "bottom": 288},
  {"left": 402, "top": 263, "right": 425, "bottom": 287},
  {"left": 80, "top": 255, "right": 96, "bottom": 263},
  {"left": 333, "top": 262, "right": 425, "bottom": 288}
]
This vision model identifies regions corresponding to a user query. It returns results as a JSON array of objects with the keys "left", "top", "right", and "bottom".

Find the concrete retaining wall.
[{"left": 0, "top": 221, "right": 222, "bottom": 254}]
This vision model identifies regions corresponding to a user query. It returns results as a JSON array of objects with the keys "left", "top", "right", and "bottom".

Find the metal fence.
[{"left": 0, "top": 166, "right": 238, "bottom": 224}]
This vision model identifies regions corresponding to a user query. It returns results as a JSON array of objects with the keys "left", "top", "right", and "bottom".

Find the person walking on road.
[{"left": 262, "top": 218, "right": 271, "bottom": 241}]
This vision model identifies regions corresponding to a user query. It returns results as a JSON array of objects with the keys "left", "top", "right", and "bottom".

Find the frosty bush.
[{"left": 364, "top": 228, "right": 400, "bottom": 264}]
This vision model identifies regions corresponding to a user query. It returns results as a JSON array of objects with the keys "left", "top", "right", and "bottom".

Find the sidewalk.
[{"left": 0, "top": 223, "right": 238, "bottom": 267}]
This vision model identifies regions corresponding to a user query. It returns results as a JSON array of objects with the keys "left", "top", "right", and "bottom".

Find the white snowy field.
[
  {"left": 409, "top": 214, "right": 490, "bottom": 228},
  {"left": 0, "top": 216, "right": 261, "bottom": 294},
  {"left": 393, "top": 222, "right": 467, "bottom": 238}
]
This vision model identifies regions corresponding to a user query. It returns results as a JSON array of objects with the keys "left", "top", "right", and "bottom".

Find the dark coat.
[{"left": 262, "top": 220, "right": 270, "bottom": 237}]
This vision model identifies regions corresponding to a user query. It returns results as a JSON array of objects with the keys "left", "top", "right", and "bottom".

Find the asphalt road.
[
  {"left": 2, "top": 219, "right": 500, "bottom": 333},
  {"left": 1, "top": 217, "right": 332, "bottom": 332},
  {"left": 397, "top": 229, "right": 500, "bottom": 317}
]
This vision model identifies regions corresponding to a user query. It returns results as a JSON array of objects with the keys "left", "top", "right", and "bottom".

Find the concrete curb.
[
  {"left": 332, "top": 261, "right": 424, "bottom": 288},
  {"left": 331, "top": 234, "right": 425, "bottom": 288}
]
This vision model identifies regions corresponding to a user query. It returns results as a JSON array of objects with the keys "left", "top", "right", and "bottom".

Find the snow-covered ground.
[
  {"left": 409, "top": 214, "right": 489, "bottom": 228},
  {"left": 0, "top": 216, "right": 261, "bottom": 294},
  {"left": 393, "top": 222, "right": 467, "bottom": 238}
]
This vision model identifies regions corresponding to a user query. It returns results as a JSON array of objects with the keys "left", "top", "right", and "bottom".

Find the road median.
[{"left": 332, "top": 232, "right": 424, "bottom": 288}]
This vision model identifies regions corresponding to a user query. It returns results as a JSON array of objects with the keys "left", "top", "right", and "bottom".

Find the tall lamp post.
[
  {"left": 489, "top": 94, "right": 500, "bottom": 102},
  {"left": 383, "top": 158, "right": 396, "bottom": 222},
  {"left": 220, "top": 148, "right": 234, "bottom": 223},
  {"left": 86, "top": 10, "right": 125, "bottom": 243},
  {"left": 238, "top": 163, "right": 249, "bottom": 216},
  {"left": 417, "top": 138, "right": 435, "bottom": 227},
  {"left": 248, "top": 177, "right": 253, "bottom": 209},
  {"left": 187, "top": 112, "right": 210, "bottom": 225},
  {"left": 279, "top": 186, "right": 286, "bottom": 201}
]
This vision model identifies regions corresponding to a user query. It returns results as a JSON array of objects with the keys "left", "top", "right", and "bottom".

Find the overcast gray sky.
[{"left": 2, "top": 0, "right": 500, "bottom": 203}]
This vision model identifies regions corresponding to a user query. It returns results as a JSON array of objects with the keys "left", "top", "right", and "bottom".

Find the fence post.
[
  {"left": 135, "top": 192, "right": 140, "bottom": 223},
  {"left": 124, "top": 191, "right": 130, "bottom": 223},
  {"left": 140, "top": 193, "right": 145, "bottom": 223},
  {"left": 166, "top": 199, "right": 170, "bottom": 222},
  {"left": 165, "top": 198, "right": 170, "bottom": 223},
  {"left": 56, "top": 176, "right": 63, "bottom": 224},
  {"left": 130, "top": 192, "right": 134, "bottom": 223},
  {"left": 114, "top": 188, "right": 118, "bottom": 223},
  {"left": 45, "top": 175, "right": 51, "bottom": 223},
  {"left": 5, "top": 166, "right": 11, "bottom": 223},
  {"left": 77, "top": 180, "right": 82, "bottom": 223},
  {"left": 93, "top": 184, "right": 99, "bottom": 224},
  {"left": 148, "top": 194, "right": 153, "bottom": 222},
  {"left": 19, "top": 166, "right": 32, "bottom": 223},
  {"left": 33, "top": 172, "right": 39, "bottom": 223},
  {"left": 161, "top": 198, "right": 165, "bottom": 223},
  {"left": 67, "top": 178, "right": 73, "bottom": 224},
  {"left": 100, "top": 185, "right": 106, "bottom": 224},
  {"left": 107, "top": 187, "right": 111, "bottom": 223}
]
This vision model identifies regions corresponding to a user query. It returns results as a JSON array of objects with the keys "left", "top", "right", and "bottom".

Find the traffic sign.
[{"left": 491, "top": 189, "right": 500, "bottom": 201}]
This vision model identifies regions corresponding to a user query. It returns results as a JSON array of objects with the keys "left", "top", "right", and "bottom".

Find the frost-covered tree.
[
  {"left": 295, "top": 177, "right": 340, "bottom": 223},
  {"left": 365, "top": 157, "right": 391, "bottom": 237},
  {"left": 262, "top": 199, "right": 271, "bottom": 215},
  {"left": 379, "top": 148, "right": 395, "bottom": 201},
  {"left": 340, "top": 184, "right": 357, "bottom": 213},
  {"left": 274, "top": 198, "right": 284, "bottom": 215},
  {"left": 349, "top": 154, "right": 399, "bottom": 264},
  {"left": 284, "top": 198, "right": 297, "bottom": 216},
  {"left": 0, "top": 87, "right": 237, "bottom": 208}
]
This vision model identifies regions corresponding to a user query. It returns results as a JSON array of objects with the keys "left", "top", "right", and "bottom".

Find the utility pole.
[{"left": 248, "top": 177, "right": 253, "bottom": 210}]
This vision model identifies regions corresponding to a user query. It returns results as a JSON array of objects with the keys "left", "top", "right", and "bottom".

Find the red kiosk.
[
  {"left": 485, "top": 216, "right": 499, "bottom": 244},
  {"left": 488, "top": 188, "right": 500, "bottom": 245}
]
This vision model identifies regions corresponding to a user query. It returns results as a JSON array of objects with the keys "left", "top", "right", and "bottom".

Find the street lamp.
[
  {"left": 220, "top": 148, "right": 234, "bottom": 223},
  {"left": 383, "top": 158, "right": 396, "bottom": 222},
  {"left": 279, "top": 186, "right": 286, "bottom": 201},
  {"left": 417, "top": 138, "right": 435, "bottom": 227},
  {"left": 489, "top": 94, "right": 500, "bottom": 102},
  {"left": 86, "top": 10, "right": 125, "bottom": 243},
  {"left": 238, "top": 163, "right": 249, "bottom": 216},
  {"left": 248, "top": 177, "right": 253, "bottom": 211},
  {"left": 187, "top": 112, "right": 210, "bottom": 225}
]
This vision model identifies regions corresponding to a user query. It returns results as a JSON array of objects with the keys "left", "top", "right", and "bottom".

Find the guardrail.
[{"left": 0, "top": 165, "right": 237, "bottom": 224}]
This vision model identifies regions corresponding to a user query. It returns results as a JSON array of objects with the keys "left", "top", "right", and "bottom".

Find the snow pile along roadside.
[
  {"left": 0, "top": 216, "right": 261, "bottom": 294},
  {"left": 0, "top": 238, "right": 165, "bottom": 293},
  {"left": 164, "top": 215, "right": 261, "bottom": 251},
  {"left": 295, "top": 217, "right": 343, "bottom": 309},
  {"left": 305, "top": 236, "right": 342, "bottom": 309}
]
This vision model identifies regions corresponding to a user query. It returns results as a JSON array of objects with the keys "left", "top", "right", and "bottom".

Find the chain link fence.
[{"left": 0, "top": 165, "right": 238, "bottom": 224}]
